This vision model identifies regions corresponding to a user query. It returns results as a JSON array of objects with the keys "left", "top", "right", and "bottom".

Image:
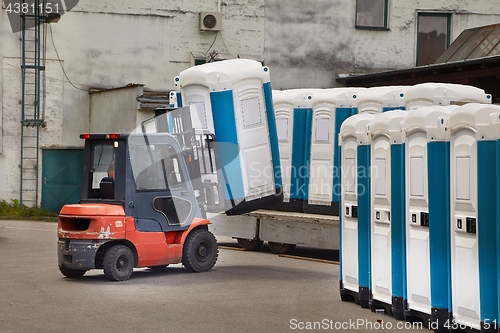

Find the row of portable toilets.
[
  {"left": 339, "top": 103, "right": 500, "bottom": 332},
  {"left": 271, "top": 82, "right": 492, "bottom": 217},
  {"left": 169, "top": 58, "right": 499, "bottom": 331},
  {"left": 172, "top": 57, "right": 494, "bottom": 218}
]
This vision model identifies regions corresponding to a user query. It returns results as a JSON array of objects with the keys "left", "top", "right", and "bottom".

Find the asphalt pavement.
[{"left": 0, "top": 219, "right": 430, "bottom": 333}]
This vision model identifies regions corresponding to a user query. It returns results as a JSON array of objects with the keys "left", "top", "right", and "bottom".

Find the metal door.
[{"left": 41, "top": 148, "right": 83, "bottom": 213}]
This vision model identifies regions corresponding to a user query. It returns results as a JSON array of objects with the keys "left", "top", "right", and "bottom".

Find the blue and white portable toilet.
[
  {"left": 303, "top": 88, "right": 365, "bottom": 215},
  {"left": 272, "top": 89, "right": 320, "bottom": 212},
  {"left": 339, "top": 113, "right": 375, "bottom": 309},
  {"left": 401, "top": 105, "right": 456, "bottom": 329},
  {"left": 176, "top": 59, "right": 282, "bottom": 215},
  {"left": 329, "top": 88, "right": 366, "bottom": 207},
  {"left": 368, "top": 110, "right": 409, "bottom": 320},
  {"left": 355, "top": 86, "right": 409, "bottom": 114},
  {"left": 448, "top": 103, "right": 500, "bottom": 331},
  {"left": 404, "top": 82, "right": 492, "bottom": 110}
]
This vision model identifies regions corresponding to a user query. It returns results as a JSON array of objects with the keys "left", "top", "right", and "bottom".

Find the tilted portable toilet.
[
  {"left": 176, "top": 59, "right": 282, "bottom": 215},
  {"left": 303, "top": 88, "right": 365, "bottom": 215},
  {"left": 404, "top": 82, "right": 492, "bottom": 110},
  {"left": 339, "top": 113, "right": 375, "bottom": 309},
  {"left": 401, "top": 105, "right": 457, "bottom": 329},
  {"left": 368, "top": 110, "right": 409, "bottom": 320},
  {"left": 272, "top": 89, "right": 320, "bottom": 212},
  {"left": 448, "top": 103, "right": 500, "bottom": 331}
]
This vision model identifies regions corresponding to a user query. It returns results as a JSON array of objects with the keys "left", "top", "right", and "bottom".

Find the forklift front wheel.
[
  {"left": 103, "top": 245, "right": 135, "bottom": 281},
  {"left": 182, "top": 229, "right": 219, "bottom": 273},
  {"left": 59, "top": 265, "right": 87, "bottom": 278}
]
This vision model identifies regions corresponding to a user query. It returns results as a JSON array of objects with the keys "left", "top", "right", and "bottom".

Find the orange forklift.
[{"left": 57, "top": 108, "right": 224, "bottom": 281}]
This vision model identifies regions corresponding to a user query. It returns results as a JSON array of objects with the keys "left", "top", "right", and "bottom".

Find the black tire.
[
  {"left": 236, "top": 238, "right": 263, "bottom": 251},
  {"left": 182, "top": 229, "right": 218, "bottom": 272},
  {"left": 268, "top": 242, "right": 296, "bottom": 254},
  {"left": 59, "top": 265, "right": 87, "bottom": 278},
  {"left": 103, "top": 245, "right": 135, "bottom": 281}
]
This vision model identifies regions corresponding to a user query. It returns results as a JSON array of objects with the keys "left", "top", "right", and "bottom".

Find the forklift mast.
[{"left": 151, "top": 107, "right": 224, "bottom": 214}]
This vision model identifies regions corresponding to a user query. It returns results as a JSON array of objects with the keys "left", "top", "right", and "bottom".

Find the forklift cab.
[{"left": 78, "top": 132, "right": 202, "bottom": 232}]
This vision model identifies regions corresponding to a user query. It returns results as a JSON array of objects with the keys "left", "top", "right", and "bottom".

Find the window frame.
[
  {"left": 355, "top": 0, "right": 389, "bottom": 30},
  {"left": 416, "top": 12, "right": 451, "bottom": 66}
]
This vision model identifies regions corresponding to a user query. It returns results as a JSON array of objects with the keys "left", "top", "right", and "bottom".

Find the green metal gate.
[{"left": 41, "top": 148, "right": 83, "bottom": 213}]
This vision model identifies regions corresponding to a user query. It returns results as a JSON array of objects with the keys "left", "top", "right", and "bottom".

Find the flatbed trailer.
[{"left": 208, "top": 209, "right": 339, "bottom": 254}]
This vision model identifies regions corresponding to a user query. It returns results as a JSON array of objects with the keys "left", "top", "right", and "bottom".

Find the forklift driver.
[{"left": 107, "top": 160, "right": 115, "bottom": 180}]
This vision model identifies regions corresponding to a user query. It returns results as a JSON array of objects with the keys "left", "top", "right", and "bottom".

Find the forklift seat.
[{"left": 100, "top": 177, "right": 114, "bottom": 199}]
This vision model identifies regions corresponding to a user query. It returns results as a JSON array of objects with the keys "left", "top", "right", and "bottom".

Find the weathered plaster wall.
[
  {"left": 0, "top": 0, "right": 266, "bottom": 204},
  {"left": 1, "top": 0, "right": 500, "bottom": 204},
  {"left": 265, "top": 0, "right": 500, "bottom": 90},
  {"left": 1, "top": 58, "right": 64, "bottom": 201}
]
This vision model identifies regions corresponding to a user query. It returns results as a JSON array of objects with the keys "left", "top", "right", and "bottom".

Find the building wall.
[
  {"left": 265, "top": 0, "right": 500, "bottom": 89},
  {"left": 1, "top": 0, "right": 499, "bottom": 204},
  {"left": 0, "top": 0, "right": 266, "bottom": 204}
]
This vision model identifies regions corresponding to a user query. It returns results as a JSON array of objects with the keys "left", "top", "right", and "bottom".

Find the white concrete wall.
[
  {"left": 265, "top": 0, "right": 500, "bottom": 89},
  {"left": 1, "top": 0, "right": 500, "bottom": 204},
  {"left": 0, "top": 0, "right": 266, "bottom": 204}
]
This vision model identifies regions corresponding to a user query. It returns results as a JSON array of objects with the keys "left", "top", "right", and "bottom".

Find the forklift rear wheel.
[
  {"left": 103, "top": 245, "right": 135, "bottom": 281},
  {"left": 59, "top": 265, "right": 87, "bottom": 278},
  {"left": 268, "top": 242, "right": 296, "bottom": 254},
  {"left": 182, "top": 229, "right": 218, "bottom": 272},
  {"left": 236, "top": 238, "right": 263, "bottom": 251}
]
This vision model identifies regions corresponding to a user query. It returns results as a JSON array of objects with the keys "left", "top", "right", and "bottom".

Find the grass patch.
[{"left": 0, "top": 200, "right": 58, "bottom": 222}]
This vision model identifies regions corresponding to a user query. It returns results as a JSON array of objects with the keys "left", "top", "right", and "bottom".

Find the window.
[
  {"left": 355, "top": 0, "right": 388, "bottom": 29},
  {"left": 241, "top": 96, "right": 262, "bottom": 127},
  {"left": 315, "top": 118, "right": 330, "bottom": 142},
  {"left": 417, "top": 13, "right": 451, "bottom": 66},
  {"left": 91, "top": 143, "right": 115, "bottom": 189},
  {"left": 133, "top": 144, "right": 187, "bottom": 191}
]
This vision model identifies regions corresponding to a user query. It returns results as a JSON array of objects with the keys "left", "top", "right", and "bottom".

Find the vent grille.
[{"left": 199, "top": 12, "right": 222, "bottom": 31}]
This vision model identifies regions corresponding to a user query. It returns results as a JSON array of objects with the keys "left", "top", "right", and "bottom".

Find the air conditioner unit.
[{"left": 199, "top": 12, "right": 222, "bottom": 31}]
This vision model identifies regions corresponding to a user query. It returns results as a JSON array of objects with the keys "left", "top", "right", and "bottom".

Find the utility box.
[
  {"left": 368, "top": 110, "right": 409, "bottom": 320},
  {"left": 339, "top": 112, "right": 375, "bottom": 309},
  {"left": 175, "top": 59, "right": 282, "bottom": 215},
  {"left": 401, "top": 105, "right": 456, "bottom": 329},
  {"left": 448, "top": 103, "right": 500, "bottom": 331}
]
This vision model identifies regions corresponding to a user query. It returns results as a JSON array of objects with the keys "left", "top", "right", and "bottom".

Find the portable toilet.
[
  {"left": 448, "top": 103, "right": 500, "bottom": 331},
  {"left": 272, "top": 89, "right": 321, "bottom": 212},
  {"left": 368, "top": 110, "right": 409, "bottom": 320},
  {"left": 329, "top": 88, "right": 366, "bottom": 208},
  {"left": 404, "top": 82, "right": 492, "bottom": 110},
  {"left": 355, "top": 86, "right": 409, "bottom": 114},
  {"left": 303, "top": 88, "right": 365, "bottom": 216},
  {"left": 176, "top": 59, "right": 282, "bottom": 215},
  {"left": 339, "top": 113, "right": 375, "bottom": 309},
  {"left": 401, "top": 105, "right": 456, "bottom": 329}
]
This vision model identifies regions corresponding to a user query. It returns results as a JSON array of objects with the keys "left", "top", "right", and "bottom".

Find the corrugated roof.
[{"left": 435, "top": 23, "right": 500, "bottom": 64}]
